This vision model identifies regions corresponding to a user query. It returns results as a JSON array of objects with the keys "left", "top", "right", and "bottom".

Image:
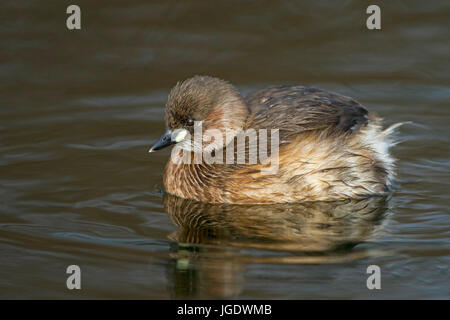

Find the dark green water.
[{"left": 1, "top": 1, "right": 449, "bottom": 298}]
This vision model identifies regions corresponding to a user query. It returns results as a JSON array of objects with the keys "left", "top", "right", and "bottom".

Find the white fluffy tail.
[{"left": 382, "top": 121, "right": 411, "bottom": 146}]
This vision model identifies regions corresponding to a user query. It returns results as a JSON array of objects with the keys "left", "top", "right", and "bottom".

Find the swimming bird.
[{"left": 150, "top": 75, "right": 401, "bottom": 204}]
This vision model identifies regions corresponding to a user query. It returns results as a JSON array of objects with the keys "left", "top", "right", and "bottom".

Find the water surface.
[{"left": 1, "top": 0, "right": 449, "bottom": 299}]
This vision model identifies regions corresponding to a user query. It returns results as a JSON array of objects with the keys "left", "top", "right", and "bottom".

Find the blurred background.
[{"left": 0, "top": 0, "right": 449, "bottom": 298}]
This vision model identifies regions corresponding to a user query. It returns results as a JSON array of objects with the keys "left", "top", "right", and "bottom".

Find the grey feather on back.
[{"left": 244, "top": 86, "right": 369, "bottom": 141}]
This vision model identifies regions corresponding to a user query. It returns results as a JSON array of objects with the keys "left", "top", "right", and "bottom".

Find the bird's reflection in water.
[{"left": 164, "top": 194, "right": 391, "bottom": 299}]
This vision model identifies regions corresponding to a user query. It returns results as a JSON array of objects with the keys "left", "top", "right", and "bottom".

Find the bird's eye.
[{"left": 186, "top": 118, "right": 195, "bottom": 126}]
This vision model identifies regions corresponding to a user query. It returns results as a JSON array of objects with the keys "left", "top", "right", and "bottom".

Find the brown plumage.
[{"left": 150, "top": 75, "right": 400, "bottom": 204}]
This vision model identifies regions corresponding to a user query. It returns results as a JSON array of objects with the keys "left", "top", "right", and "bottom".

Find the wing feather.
[{"left": 244, "top": 86, "right": 369, "bottom": 140}]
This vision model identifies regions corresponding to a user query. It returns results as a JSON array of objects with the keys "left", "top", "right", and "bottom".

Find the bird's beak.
[
  {"left": 149, "top": 129, "right": 189, "bottom": 152},
  {"left": 149, "top": 130, "right": 175, "bottom": 152}
]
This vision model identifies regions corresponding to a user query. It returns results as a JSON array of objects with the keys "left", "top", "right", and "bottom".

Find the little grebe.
[{"left": 150, "top": 76, "right": 401, "bottom": 204}]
